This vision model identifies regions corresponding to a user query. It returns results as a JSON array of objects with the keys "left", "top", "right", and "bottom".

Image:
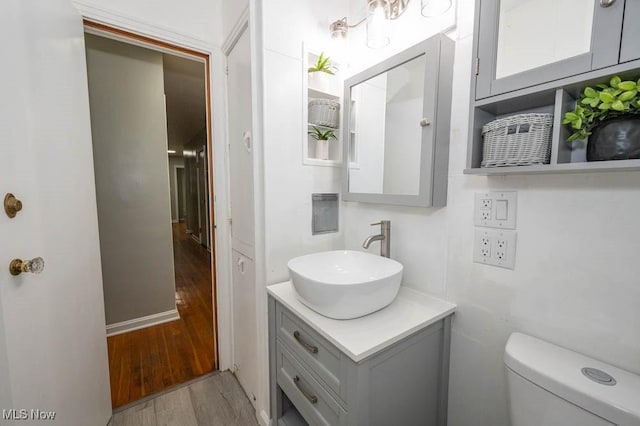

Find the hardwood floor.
[
  {"left": 108, "top": 372, "right": 257, "bottom": 426},
  {"left": 107, "top": 223, "right": 216, "bottom": 408}
]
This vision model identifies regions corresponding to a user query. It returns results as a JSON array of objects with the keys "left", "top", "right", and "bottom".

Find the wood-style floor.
[
  {"left": 107, "top": 223, "right": 216, "bottom": 408},
  {"left": 108, "top": 372, "right": 257, "bottom": 426}
]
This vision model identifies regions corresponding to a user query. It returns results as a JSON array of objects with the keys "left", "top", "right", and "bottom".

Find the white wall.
[
  {"left": 341, "top": 1, "right": 640, "bottom": 426},
  {"left": 86, "top": 34, "right": 177, "bottom": 325},
  {"left": 73, "top": 0, "right": 219, "bottom": 43},
  {"left": 261, "top": 0, "right": 349, "bottom": 288},
  {"left": 258, "top": 0, "right": 350, "bottom": 421},
  {"left": 222, "top": 0, "right": 248, "bottom": 41}
]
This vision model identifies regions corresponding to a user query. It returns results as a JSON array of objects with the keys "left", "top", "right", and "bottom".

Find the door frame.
[
  {"left": 78, "top": 9, "right": 233, "bottom": 372},
  {"left": 222, "top": 6, "right": 270, "bottom": 425},
  {"left": 173, "top": 164, "right": 185, "bottom": 223}
]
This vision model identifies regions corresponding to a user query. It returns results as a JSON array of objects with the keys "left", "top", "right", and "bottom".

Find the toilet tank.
[{"left": 504, "top": 333, "right": 640, "bottom": 426}]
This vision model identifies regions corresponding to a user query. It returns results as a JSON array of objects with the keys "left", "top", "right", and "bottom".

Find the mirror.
[
  {"left": 342, "top": 35, "right": 453, "bottom": 207},
  {"left": 495, "top": 0, "right": 594, "bottom": 79},
  {"left": 348, "top": 55, "right": 426, "bottom": 196}
]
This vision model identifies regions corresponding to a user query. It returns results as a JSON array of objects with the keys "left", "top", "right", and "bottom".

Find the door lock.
[
  {"left": 4, "top": 193, "right": 23, "bottom": 218},
  {"left": 9, "top": 257, "right": 45, "bottom": 276}
]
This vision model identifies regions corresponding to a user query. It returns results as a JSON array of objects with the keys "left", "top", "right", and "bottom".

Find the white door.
[
  {"left": 231, "top": 250, "right": 257, "bottom": 406},
  {"left": 228, "top": 28, "right": 255, "bottom": 259},
  {"left": 0, "top": 1, "right": 112, "bottom": 425},
  {"left": 227, "top": 27, "right": 259, "bottom": 406}
]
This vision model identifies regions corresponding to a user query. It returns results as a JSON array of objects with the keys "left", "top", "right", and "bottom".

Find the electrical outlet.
[
  {"left": 474, "top": 191, "right": 517, "bottom": 229},
  {"left": 473, "top": 229, "right": 493, "bottom": 265},
  {"left": 473, "top": 229, "right": 517, "bottom": 269}
]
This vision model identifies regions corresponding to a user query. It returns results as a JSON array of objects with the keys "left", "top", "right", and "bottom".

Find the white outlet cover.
[
  {"left": 474, "top": 191, "right": 517, "bottom": 229},
  {"left": 473, "top": 228, "right": 517, "bottom": 270}
]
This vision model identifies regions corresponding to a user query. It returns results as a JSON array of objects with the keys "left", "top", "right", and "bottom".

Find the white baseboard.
[
  {"left": 106, "top": 309, "right": 180, "bottom": 337},
  {"left": 171, "top": 219, "right": 179, "bottom": 223},
  {"left": 191, "top": 234, "right": 201, "bottom": 244}
]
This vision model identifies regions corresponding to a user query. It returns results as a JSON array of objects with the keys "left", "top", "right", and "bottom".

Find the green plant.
[
  {"left": 308, "top": 52, "right": 335, "bottom": 75},
  {"left": 563, "top": 75, "right": 640, "bottom": 142},
  {"left": 308, "top": 126, "right": 337, "bottom": 141}
]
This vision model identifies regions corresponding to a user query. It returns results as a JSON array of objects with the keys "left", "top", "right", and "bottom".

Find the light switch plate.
[
  {"left": 473, "top": 228, "right": 517, "bottom": 270},
  {"left": 474, "top": 191, "right": 517, "bottom": 229}
]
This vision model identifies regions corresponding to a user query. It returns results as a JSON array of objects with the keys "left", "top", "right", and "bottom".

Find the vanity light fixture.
[
  {"left": 330, "top": 0, "right": 450, "bottom": 48},
  {"left": 329, "top": 0, "right": 410, "bottom": 48},
  {"left": 367, "top": 0, "right": 391, "bottom": 48}
]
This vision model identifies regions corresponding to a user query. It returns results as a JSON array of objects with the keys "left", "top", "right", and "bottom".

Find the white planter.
[
  {"left": 315, "top": 139, "right": 330, "bottom": 160},
  {"left": 308, "top": 71, "right": 339, "bottom": 96}
]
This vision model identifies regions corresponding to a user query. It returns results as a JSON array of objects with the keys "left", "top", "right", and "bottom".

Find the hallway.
[{"left": 107, "top": 223, "right": 216, "bottom": 408}]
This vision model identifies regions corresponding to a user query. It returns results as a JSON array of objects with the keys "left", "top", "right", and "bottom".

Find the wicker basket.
[
  {"left": 481, "top": 113, "right": 553, "bottom": 167},
  {"left": 309, "top": 98, "right": 340, "bottom": 128}
]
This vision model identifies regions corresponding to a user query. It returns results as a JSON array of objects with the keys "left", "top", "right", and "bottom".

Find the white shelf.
[
  {"left": 307, "top": 122, "right": 339, "bottom": 130},
  {"left": 302, "top": 43, "right": 343, "bottom": 167},
  {"left": 308, "top": 87, "right": 339, "bottom": 100},
  {"left": 303, "top": 157, "right": 342, "bottom": 167},
  {"left": 464, "top": 159, "right": 640, "bottom": 175}
]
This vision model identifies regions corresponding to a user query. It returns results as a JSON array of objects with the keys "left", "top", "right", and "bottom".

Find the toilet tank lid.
[{"left": 505, "top": 333, "right": 640, "bottom": 426}]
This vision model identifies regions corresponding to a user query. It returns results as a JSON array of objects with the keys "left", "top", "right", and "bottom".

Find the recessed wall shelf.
[{"left": 302, "top": 44, "right": 343, "bottom": 167}]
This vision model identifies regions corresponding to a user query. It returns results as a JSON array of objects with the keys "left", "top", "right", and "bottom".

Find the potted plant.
[
  {"left": 563, "top": 75, "right": 640, "bottom": 161},
  {"left": 308, "top": 52, "right": 338, "bottom": 94},
  {"left": 308, "top": 126, "right": 337, "bottom": 160}
]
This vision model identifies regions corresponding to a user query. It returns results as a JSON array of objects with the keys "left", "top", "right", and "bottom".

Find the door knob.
[
  {"left": 420, "top": 118, "right": 431, "bottom": 127},
  {"left": 4, "top": 193, "right": 23, "bottom": 218},
  {"left": 9, "top": 257, "right": 45, "bottom": 276},
  {"left": 600, "top": 0, "right": 615, "bottom": 7}
]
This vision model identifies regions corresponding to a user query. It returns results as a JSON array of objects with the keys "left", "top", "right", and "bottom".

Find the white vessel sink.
[{"left": 287, "top": 250, "right": 403, "bottom": 319}]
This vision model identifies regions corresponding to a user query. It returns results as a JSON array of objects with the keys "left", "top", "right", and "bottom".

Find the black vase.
[{"left": 587, "top": 116, "right": 640, "bottom": 161}]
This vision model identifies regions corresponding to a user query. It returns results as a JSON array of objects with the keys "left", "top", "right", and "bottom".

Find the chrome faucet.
[{"left": 362, "top": 221, "right": 391, "bottom": 258}]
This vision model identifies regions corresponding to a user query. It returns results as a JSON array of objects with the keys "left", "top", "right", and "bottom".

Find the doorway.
[{"left": 83, "top": 22, "right": 218, "bottom": 408}]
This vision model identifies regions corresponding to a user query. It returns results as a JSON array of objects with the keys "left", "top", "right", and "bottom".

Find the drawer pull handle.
[
  {"left": 293, "top": 375, "right": 318, "bottom": 404},
  {"left": 293, "top": 331, "right": 318, "bottom": 354}
]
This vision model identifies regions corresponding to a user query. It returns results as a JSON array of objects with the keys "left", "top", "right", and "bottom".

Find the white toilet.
[{"left": 504, "top": 332, "right": 640, "bottom": 426}]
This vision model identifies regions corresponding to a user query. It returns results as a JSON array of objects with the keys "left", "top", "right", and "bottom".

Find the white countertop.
[{"left": 267, "top": 281, "right": 456, "bottom": 362}]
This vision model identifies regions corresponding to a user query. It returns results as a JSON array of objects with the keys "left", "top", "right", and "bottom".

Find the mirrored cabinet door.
[
  {"left": 475, "top": 0, "right": 625, "bottom": 99},
  {"left": 342, "top": 34, "right": 454, "bottom": 207},
  {"left": 620, "top": 0, "right": 640, "bottom": 63}
]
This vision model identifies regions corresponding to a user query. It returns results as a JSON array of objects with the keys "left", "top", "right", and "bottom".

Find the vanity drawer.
[
  {"left": 276, "top": 343, "right": 347, "bottom": 426},
  {"left": 276, "top": 304, "right": 346, "bottom": 400}
]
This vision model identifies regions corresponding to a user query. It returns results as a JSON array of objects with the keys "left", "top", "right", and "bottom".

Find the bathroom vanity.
[{"left": 267, "top": 281, "right": 456, "bottom": 426}]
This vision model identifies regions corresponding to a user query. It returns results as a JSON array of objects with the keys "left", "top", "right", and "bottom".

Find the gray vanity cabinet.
[
  {"left": 475, "top": 0, "right": 626, "bottom": 99},
  {"left": 268, "top": 297, "right": 452, "bottom": 426}
]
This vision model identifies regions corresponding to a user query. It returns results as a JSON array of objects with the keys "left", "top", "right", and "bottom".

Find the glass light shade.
[
  {"left": 367, "top": 0, "right": 390, "bottom": 49},
  {"left": 421, "top": 0, "right": 452, "bottom": 17}
]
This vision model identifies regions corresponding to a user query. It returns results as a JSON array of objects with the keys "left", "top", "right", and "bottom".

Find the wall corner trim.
[
  {"left": 106, "top": 309, "right": 180, "bottom": 337},
  {"left": 258, "top": 409, "right": 271, "bottom": 426}
]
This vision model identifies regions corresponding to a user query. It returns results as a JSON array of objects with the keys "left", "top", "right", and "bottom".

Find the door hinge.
[
  {"left": 475, "top": 57, "right": 480, "bottom": 75},
  {"left": 225, "top": 64, "right": 229, "bottom": 75},
  {"left": 228, "top": 217, "right": 233, "bottom": 226}
]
